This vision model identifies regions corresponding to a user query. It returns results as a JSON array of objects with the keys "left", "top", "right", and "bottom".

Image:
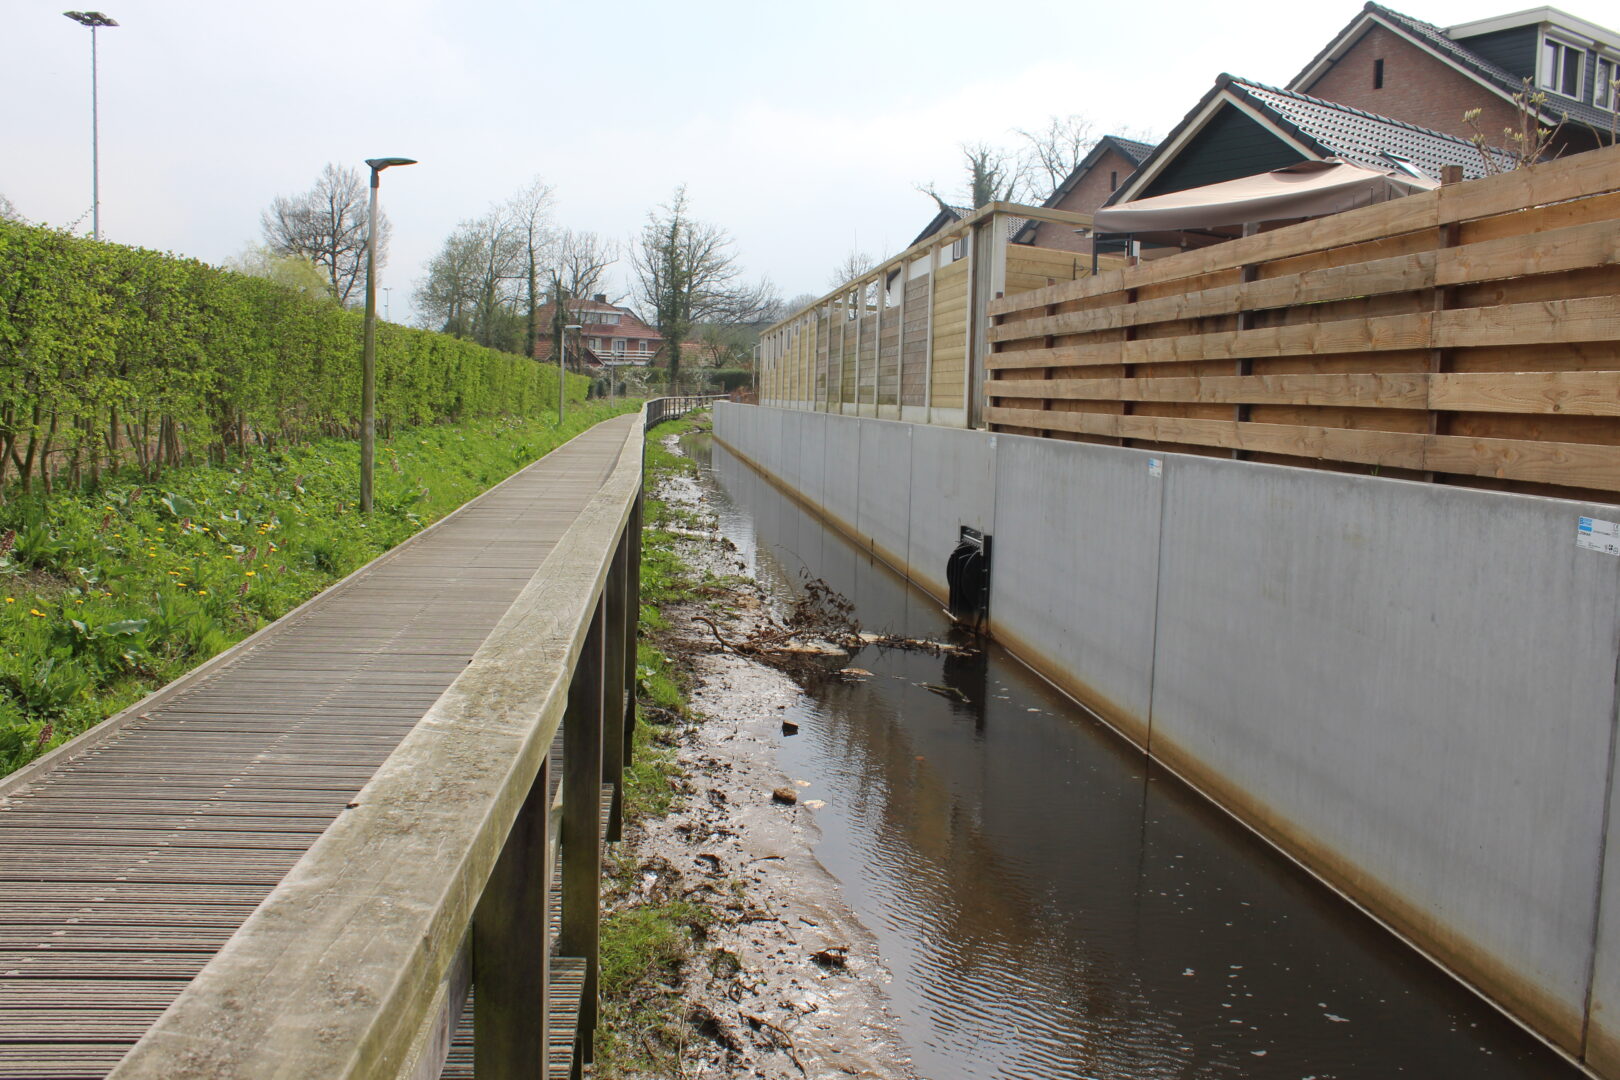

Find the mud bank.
[{"left": 603, "top": 424, "right": 913, "bottom": 1080}]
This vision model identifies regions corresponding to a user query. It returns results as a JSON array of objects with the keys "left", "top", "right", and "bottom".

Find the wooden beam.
[
  {"left": 987, "top": 371, "right": 1431, "bottom": 409},
  {"left": 474, "top": 760, "right": 553, "bottom": 1079},
  {"left": 560, "top": 596, "right": 607, "bottom": 1071}
]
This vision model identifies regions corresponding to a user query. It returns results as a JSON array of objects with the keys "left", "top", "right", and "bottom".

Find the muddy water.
[{"left": 685, "top": 432, "right": 1580, "bottom": 1080}]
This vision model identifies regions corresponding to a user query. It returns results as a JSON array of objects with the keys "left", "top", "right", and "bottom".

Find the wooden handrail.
[{"left": 109, "top": 413, "right": 648, "bottom": 1080}]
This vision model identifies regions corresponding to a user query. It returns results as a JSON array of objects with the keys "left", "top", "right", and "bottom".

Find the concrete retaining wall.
[{"left": 713, "top": 401, "right": 1620, "bottom": 1073}]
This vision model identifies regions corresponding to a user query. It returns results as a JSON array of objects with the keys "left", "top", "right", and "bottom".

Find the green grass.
[
  {"left": 596, "top": 410, "right": 718, "bottom": 1078},
  {"left": 0, "top": 400, "right": 640, "bottom": 776}
]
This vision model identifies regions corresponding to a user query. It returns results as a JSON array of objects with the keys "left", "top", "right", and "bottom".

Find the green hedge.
[{"left": 0, "top": 221, "right": 587, "bottom": 493}]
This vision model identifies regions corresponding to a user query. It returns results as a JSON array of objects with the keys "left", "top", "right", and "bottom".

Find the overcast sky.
[{"left": 5, "top": 0, "right": 1500, "bottom": 322}]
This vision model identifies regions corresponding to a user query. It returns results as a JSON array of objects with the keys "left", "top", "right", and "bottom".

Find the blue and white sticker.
[
  {"left": 1577, "top": 516, "right": 1620, "bottom": 556},
  {"left": 1148, "top": 457, "right": 1162, "bottom": 478}
]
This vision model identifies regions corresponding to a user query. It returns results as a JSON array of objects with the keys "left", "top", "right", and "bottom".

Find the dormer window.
[
  {"left": 1541, "top": 36, "right": 1583, "bottom": 96},
  {"left": 1598, "top": 55, "right": 1617, "bottom": 110}
]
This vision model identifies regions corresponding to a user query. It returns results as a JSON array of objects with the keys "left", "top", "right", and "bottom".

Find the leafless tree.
[
  {"left": 413, "top": 208, "right": 526, "bottom": 350},
  {"left": 1017, "top": 114, "right": 1098, "bottom": 202},
  {"left": 630, "top": 185, "right": 777, "bottom": 388},
  {"left": 555, "top": 229, "right": 617, "bottom": 298},
  {"left": 260, "top": 164, "right": 384, "bottom": 307},
  {"left": 505, "top": 177, "right": 555, "bottom": 359},
  {"left": 413, "top": 228, "right": 487, "bottom": 338},
  {"left": 828, "top": 250, "right": 875, "bottom": 290},
  {"left": 0, "top": 194, "right": 20, "bottom": 223}
]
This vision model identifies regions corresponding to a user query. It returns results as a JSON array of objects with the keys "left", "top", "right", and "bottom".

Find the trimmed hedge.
[{"left": 0, "top": 221, "right": 586, "bottom": 491}]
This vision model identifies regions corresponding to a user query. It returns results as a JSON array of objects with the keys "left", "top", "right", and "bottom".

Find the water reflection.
[{"left": 690, "top": 432, "right": 1576, "bottom": 1080}]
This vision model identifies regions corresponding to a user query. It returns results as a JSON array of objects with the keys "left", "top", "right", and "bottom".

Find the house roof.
[
  {"left": 909, "top": 202, "right": 973, "bottom": 247},
  {"left": 1037, "top": 135, "right": 1157, "bottom": 209},
  {"left": 1105, "top": 74, "right": 1515, "bottom": 208},
  {"left": 1289, "top": 2, "right": 1617, "bottom": 133}
]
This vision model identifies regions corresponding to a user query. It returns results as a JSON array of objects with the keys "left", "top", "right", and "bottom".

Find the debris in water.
[
  {"left": 772, "top": 787, "right": 798, "bottom": 805},
  {"left": 781, "top": 719, "right": 800, "bottom": 735},
  {"left": 811, "top": 946, "right": 849, "bottom": 969},
  {"left": 919, "top": 683, "right": 969, "bottom": 702},
  {"left": 804, "top": 799, "right": 826, "bottom": 809},
  {"left": 840, "top": 667, "right": 874, "bottom": 678}
]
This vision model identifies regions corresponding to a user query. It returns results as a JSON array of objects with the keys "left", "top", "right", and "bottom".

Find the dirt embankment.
[{"left": 606, "top": 430, "right": 915, "bottom": 1080}]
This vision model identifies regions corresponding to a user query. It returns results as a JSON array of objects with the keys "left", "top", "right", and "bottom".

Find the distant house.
[
  {"left": 1014, "top": 135, "right": 1157, "bottom": 254},
  {"left": 1290, "top": 3, "right": 1618, "bottom": 155},
  {"left": 1104, "top": 74, "right": 1514, "bottom": 216},
  {"left": 532, "top": 294, "right": 661, "bottom": 371},
  {"left": 909, "top": 202, "right": 973, "bottom": 248}
]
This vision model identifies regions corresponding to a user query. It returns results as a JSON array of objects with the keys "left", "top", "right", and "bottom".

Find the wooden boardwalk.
[{"left": 0, "top": 414, "right": 641, "bottom": 1080}]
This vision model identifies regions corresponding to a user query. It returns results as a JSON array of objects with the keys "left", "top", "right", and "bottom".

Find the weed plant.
[{"left": 0, "top": 401, "right": 638, "bottom": 776}]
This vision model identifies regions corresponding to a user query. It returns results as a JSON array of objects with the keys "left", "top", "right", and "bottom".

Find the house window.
[
  {"left": 950, "top": 237, "right": 966, "bottom": 261},
  {"left": 638, "top": 340, "right": 651, "bottom": 353},
  {"left": 588, "top": 337, "right": 603, "bottom": 350},
  {"left": 612, "top": 338, "right": 626, "bottom": 354},
  {"left": 1598, "top": 56, "right": 1617, "bottom": 110},
  {"left": 1109, "top": 170, "right": 1118, "bottom": 191},
  {"left": 1541, "top": 37, "right": 1583, "bottom": 96},
  {"left": 1373, "top": 57, "right": 1384, "bottom": 89},
  {"left": 600, "top": 313, "right": 620, "bottom": 325}
]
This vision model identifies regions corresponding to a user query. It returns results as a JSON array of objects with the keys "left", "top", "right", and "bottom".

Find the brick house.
[
  {"left": 532, "top": 294, "right": 661, "bottom": 371},
  {"left": 1290, "top": 4, "right": 1618, "bottom": 156},
  {"left": 1014, "top": 135, "right": 1157, "bottom": 254}
]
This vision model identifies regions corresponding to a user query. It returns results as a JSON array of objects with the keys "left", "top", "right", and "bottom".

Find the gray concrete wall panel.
[
  {"left": 1149, "top": 459, "right": 1620, "bottom": 1049},
  {"left": 855, "top": 419, "right": 915, "bottom": 577},
  {"left": 905, "top": 424, "right": 998, "bottom": 602},
  {"left": 991, "top": 435, "right": 1165, "bottom": 747}
]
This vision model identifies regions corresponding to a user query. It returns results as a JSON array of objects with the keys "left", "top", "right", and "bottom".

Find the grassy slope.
[{"left": 0, "top": 401, "right": 640, "bottom": 775}]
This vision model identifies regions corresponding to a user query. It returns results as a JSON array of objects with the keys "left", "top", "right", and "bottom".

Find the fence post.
[
  {"left": 472, "top": 758, "right": 553, "bottom": 1078},
  {"left": 604, "top": 527, "right": 629, "bottom": 842},
  {"left": 624, "top": 490, "right": 643, "bottom": 772},
  {"left": 560, "top": 597, "right": 606, "bottom": 1076}
]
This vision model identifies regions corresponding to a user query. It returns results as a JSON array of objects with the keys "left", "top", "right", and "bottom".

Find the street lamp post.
[
  {"left": 560, "top": 323, "right": 583, "bottom": 425},
  {"left": 360, "top": 156, "right": 416, "bottom": 515},
  {"left": 62, "top": 11, "right": 117, "bottom": 241}
]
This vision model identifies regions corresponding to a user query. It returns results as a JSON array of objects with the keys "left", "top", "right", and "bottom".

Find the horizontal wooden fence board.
[{"left": 985, "top": 147, "right": 1620, "bottom": 497}]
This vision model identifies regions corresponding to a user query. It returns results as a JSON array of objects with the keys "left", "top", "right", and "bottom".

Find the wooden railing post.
[
  {"left": 624, "top": 491, "right": 643, "bottom": 772},
  {"left": 472, "top": 758, "right": 552, "bottom": 1079},
  {"left": 561, "top": 597, "right": 606, "bottom": 1076},
  {"left": 603, "top": 527, "right": 630, "bottom": 841}
]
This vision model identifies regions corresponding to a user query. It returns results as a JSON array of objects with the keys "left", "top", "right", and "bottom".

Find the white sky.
[{"left": 5, "top": 0, "right": 1500, "bottom": 322}]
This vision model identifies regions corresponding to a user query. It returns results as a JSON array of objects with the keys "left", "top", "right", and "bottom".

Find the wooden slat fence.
[
  {"left": 759, "top": 203, "right": 1107, "bottom": 427},
  {"left": 986, "top": 144, "right": 1620, "bottom": 500}
]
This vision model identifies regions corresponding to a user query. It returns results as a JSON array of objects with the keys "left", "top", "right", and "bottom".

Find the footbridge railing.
[
  {"left": 646, "top": 393, "right": 728, "bottom": 427},
  {"left": 108, "top": 408, "right": 669, "bottom": 1079}
]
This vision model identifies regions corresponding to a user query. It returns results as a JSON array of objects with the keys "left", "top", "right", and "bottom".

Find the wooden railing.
[
  {"left": 646, "top": 394, "right": 727, "bottom": 427},
  {"left": 109, "top": 413, "right": 650, "bottom": 1080},
  {"left": 758, "top": 203, "right": 1113, "bottom": 428},
  {"left": 986, "top": 144, "right": 1620, "bottom": 501}
]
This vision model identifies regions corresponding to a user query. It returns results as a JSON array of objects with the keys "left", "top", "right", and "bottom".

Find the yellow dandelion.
[
  {"left": 176, "top": 582, "right": 188, "bottom": 588},
  {"left": 245, "top": 570, "right": 256, "bottom": 577},
  {"left": 29, "top": 609, "right": 45, "bottom": 617},
  {"left": 197, "top": 589, "right": 208, "bottom": 596},
  {"left": 4, "top": 598, "right": 14, "bottom": 604}
]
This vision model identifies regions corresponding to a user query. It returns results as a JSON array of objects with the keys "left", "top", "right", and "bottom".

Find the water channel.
[{"left": 682, "top": 430, "right": 1578, "bottom": 1080}]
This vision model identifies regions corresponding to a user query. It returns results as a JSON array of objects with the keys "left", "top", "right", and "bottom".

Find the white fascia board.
[{"left": 1448, "top": 7, "right": 1620, "bottom": 51}]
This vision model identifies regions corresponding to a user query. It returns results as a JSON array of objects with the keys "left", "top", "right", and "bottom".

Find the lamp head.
[
  {"left": 564, "top": 324, "right": 583, "bottom": 331},
  {"left": 365, "top": 157, "right": 417, "bottom": 172},
  {"left": 64, "top": 10, "right": 118, "bottom": 27}
]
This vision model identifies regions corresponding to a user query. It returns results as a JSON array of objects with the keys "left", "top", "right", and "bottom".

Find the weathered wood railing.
[
  {"left": 104, "top": 404, "right": 707, "bottom": 1080},
  {"left": 646, "top": 394, "right": 728, "bottom": 427},
  {"left": 986, "top": 144, "right": 1620, "bottom": 501}
]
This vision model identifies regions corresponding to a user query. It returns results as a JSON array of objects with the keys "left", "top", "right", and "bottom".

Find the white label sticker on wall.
[
  {"left": 1577, "top": 517, "right": 1620, "bottom": 556},
  {"left": 1148, "top": 458, "right": 1162, "bottom": 478}
]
